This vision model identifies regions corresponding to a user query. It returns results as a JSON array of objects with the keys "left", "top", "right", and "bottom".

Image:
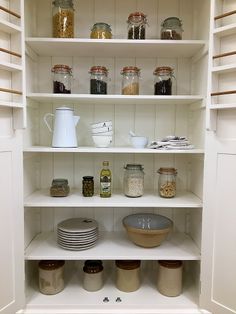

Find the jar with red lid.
[
  {"left": 121, "top": 66, "right": 140, "bottom": 95},
  {"left": 52, "top": 64, "right": 72, "bottom": 94},
  {"left": 157, "top": 167, "right": 177, "bottom": 198},
  {"left": 127, "top": 12, "right": 147, "bottom": 39},
  {"left": 115, "top": 260, "right": 141, "bottom": 292},
  {"left": 153, "top": 66, "right": 175, "bottom": 95},
  {"left": 89, "top": 66, "right": 108, "bottom": 94}
]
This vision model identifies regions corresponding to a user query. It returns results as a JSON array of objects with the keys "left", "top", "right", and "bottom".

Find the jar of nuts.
[
  {"left": 124, "top": 164, "right": 144, "bottom": 197},
  {"left": 52, "top": 0, "right": 74, "bottom": 38},
  {"left": 157, "top": 167, "right": 177, "bottom": 198}
]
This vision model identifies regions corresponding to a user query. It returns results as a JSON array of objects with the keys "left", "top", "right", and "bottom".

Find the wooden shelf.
[
  {"left": 0, "top": 61, "right": 22, "bottom": 72},
  {"left": 25, "top": 38, "right": 207, "bottom": 58},
  {"left": 0, "top": 18, "right": 21, "bottom": 33},
  {"left": 24, "top": 189, "right": 202, "bottom": 208},
  {"left": 212, "top": 63, "right": 236, "bottom": 74},
  {"left": 25, "top": 231, "right": 201, "bottom": 261},
  {"left": 213, "top": 23, "right": 236, "bottom": 38}
]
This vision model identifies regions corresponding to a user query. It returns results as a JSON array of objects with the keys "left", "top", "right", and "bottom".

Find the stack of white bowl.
[{"left": 91, "top": 120, "right": 113, "bottom": 148}]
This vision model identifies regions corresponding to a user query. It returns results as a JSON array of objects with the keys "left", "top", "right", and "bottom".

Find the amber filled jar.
[
  {"left": 52, "top": 0, "right": 74, "bottom": 38},
  {"left": 89, "top": 66, "right": 108, "bottom": 94},
  {"left": 161, "top": 17, "right": 183, "bottom": 40},
  {"left": 157, "top": 167, "right": 177, "bottom": 198},
  {"left": 90, "top": 23, "right": 112, "bottom": 39},
  {"left": 83, "top": 260, "right": 104, "bottom": 291},
  {"left": 121, "top": 66, "right": 140, "bottom": 95},
  {"left": 127, "top": 12, "right": 147, "bottom": 39},
  {"left": 157, "top": 260, "right": 183, "bottom": 297},
  {"left": 52, "top": 64, "right": 72, "bottom": 94},
  {"left": 124, "top": 164, "right": 144, "bottom": 197},
  {"left": 153, "top": 67, "right": 174, "bottom": 95},
  {"left": 50, "top": 178, "right": 70, "bottom": 197},
  {"left": 82, "top": 176, "right": 94, "bottom": 197},
  {"left": 115, "top": 260, "right": 141, "bottom": 292},
  {"left": 38, "top": 260, "right": 65, "bottom": 295}
]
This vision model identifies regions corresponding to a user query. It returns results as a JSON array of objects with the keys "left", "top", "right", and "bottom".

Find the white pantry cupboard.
[{"left": 0, "top": 0, "right": 235, "bottom": 314}]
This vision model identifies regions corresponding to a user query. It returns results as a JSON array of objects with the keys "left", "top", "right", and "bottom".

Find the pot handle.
[{"left": 43, "top": 113, "right": 54, "bottom": 133}]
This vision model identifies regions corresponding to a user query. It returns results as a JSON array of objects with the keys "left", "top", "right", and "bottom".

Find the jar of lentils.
[
  {"left": 161, "top": 17, "right": 183, "bottom": 40},
  {"left": 124, "top": 164, "right": 144, "bottom": 197},
  {"left": 89, "top": 66, "right": 108, "bottom": 94},
  {"left": 52, "top": 0, "right": 74, "bottom": 38},
  {"left": 157, "top": 167, "right": 177, "bottom": 198},
  {"left": 90, "top": 23, "right": 112, "bottom": 39},
  {"left": 153, "top": 66, "right": 174, "bottom": 95},
  {"left": 52, "top": 64, "right": 72, "bottom": 94},
  {"left": 127, "top": 12, "right": 147, "bottom": 39},
  {"left": 121, "top": 66, "right": 140, "bottom": 95},
  {"left": 82, "top": 176, "right": 94, "bottom": 197}
]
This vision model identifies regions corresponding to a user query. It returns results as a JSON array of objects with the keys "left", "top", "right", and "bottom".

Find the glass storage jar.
[
  {"left": 153, "top": 66, "right": 174, "bottom": 95},
  {"left": 124, "top": 164, "right": 144, "bottom": 197},
  {"left": 127, "top": 12, "right": 147, "bottom": 39},
  {"left": 82, "top": 176, "right": 94, "bottom": 197},
  {"left": 52, "top": 0, "right": 74, "bottom": 38},
  {"left": 121, "top": 66, "right": 140, "bottom": 95},
  {"left": 38, "top": 260, "right": 65, "bottom": 295},
  {"left": 90, "top": 23, "right": 112, "bottom": 39},
  {"left": 83, "top": 260, "right": 104, "bottom": 291},
  {"left": 115, "top": 260, "right": 141, "bottom": 292},
  {"left": 161, "top": 17, "right": 183, "bottom": 40},
  {"left": 50, "top": 178, "right": 70, "bottom": 197},
  {"left": 157, "top": 167, "right": 177, "bottom": 198},
  {"left": 157, "top": 260, "right": 183, "bottom": 297},
  {"left": 89, "top": 66, "right": 108, "bottom": 94},
  {"left": 52, "top": 64, "right": 72, "bottom": 94}
]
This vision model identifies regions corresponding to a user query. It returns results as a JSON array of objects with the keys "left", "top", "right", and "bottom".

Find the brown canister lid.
[
  {"left": 153, "top": 66, "right": 173, "bottom": 75},
  {"left": 115, "top": 260, "right": 141, "bottom": 270},
  {"left": 38, "top": 260, "right": 65, "bottom": 270},
  {"left": 51, "top": 64, "right": 72, "bottom": 73},
  {"left": 83, "top": 260, "right": 103, "bottom": 273},
  {"left": 89, "top": 66, "right": 108, "bottom": 74},
  {"left": 158, "top": 260, "right": 182, "bottom": 268},
  {"left": 158, "top": 167, "right": 177, "bottom": 175},
  {"left": 121, "top": 66, "right": 140, "bottom": 74}
]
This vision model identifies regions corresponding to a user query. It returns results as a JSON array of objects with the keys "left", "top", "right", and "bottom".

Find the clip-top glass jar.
[
  {"left": 124, "top": 164, "right": 144, "bottom": 197},
  {"left": 127, "top": 12, "right": 147, "bottom": 39},
  {"left": 161, "top": 17, "right": 183, "bottom": 40},
  {"left": 52, "top": 64, "right": 72, "bottom": 94},
  {"left": 121, "top": 66, "right": 140, "bottom": 95},
  {"left": 157, "top": 167, "right": 177, "bottom": 198},
  {"left": 90, "top": 23, "right": 112, "bottom": 39},
  {"left": 52, "top": 0, "right": 74, "bottom": 38},
  {"left": 153, "top": 66, "right": 174, "bottom": 95},
  {"left": 89, "top": 66, "right": 108, "bottom": 94}
]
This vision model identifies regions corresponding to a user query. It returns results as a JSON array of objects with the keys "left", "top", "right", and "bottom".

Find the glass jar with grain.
[
  {"left": 90, "top": 23, "right": 112, "bottom": 39},
  {"left": 127, "top": 12, "right": 147, "bottom": 39},
  {"left": 157, "top": 167, "right": 177, "bottom": 198},
  {"left": 121, "top": 66, "right": 140, "bottom": 95},
  {"left": 52, "top": 0, "right": 74, "bottom": 38},
  {"left": 124, "top": 164, "right": 144, "bottom": 197}
]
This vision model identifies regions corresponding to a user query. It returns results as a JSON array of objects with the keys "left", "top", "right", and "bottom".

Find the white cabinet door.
[
  {"left": 201, "top": 130, "right": 236, "bottom": 314},
  {"left": 0, "top": 134, "right": 24, "bottom": 314}
]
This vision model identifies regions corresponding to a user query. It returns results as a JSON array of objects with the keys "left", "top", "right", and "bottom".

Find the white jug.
[{"left": 44, "top": 107, "right": 80, "bottom": 147}]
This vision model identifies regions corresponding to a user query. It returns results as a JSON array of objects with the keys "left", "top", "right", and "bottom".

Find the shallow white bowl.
[
  {"left": 92, "top": 135, "right": 112, "bottom": 148},
  {"left": 91, "top": 120, "right": 112, "bottom": 129},
  {"left": 131, "top": 136, "right": 148, "bottom": 148},
  {"left": 91, "top": 125, "right": 113, "bottom": 134}
]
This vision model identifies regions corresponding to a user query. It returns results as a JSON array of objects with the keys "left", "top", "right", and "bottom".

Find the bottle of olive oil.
[{"left": 100, "top": 161, "right": 111, "bottom": 197}]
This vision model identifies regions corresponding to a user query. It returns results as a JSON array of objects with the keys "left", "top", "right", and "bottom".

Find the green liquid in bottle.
[{"left": 100, "top": 161, "right": 111, "bottom": 198}]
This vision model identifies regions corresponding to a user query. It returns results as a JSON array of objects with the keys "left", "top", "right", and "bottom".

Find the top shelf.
[{"left": 25, "top": 38, "right": 207, "bottom": 58}]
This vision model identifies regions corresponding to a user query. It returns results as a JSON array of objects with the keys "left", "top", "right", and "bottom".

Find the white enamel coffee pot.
[{"left": 44, "top": 107, "right": 80, "bottom": 147}]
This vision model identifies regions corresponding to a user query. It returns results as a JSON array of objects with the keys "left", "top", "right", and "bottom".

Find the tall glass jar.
[
  {"left": 121, "top": 66, "right": 140, "bottom": 95},
  {"left": 153, "top": 66, "right": 174, "bottom": 95},
  {"left": 52, "top": 64, "right": 72, "bottom": 93},
  {"left": 90, "top": 23, "right": 112, "bottom": 39},
  {"left": 52, "top": 0, "right": 74, "bottom": 38},
  {"left": 89, "top": 66, "right": 108, "bottom": 94},
  {"left": 124, "top": 164, "right": 144, "bottom": 197},
  {"left": 127, "top": 12, "right": 147, "bottom": 39},
  {"left": 115, "top": 260, "right": 141, "bottom": 292},
  {"left": 161, "top": 17, "right": 183, "bottom": 40},
  {"left": 157, "top": 167, "right": 177, "bottom": 198}
]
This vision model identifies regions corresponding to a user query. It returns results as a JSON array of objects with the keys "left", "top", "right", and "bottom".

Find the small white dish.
[{"left": 92, "top": 135, "right": 112, "bottom": 148}]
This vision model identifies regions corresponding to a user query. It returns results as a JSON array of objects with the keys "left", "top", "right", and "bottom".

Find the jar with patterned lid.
[
  {"left": 157, "top": 167, "right": 177, "bottom": 198},
  {"left": 124, "top": 164, "right": 144, "bottom": 197},
  {"left": 121, "top": 66, "right": 140, "bottom": 95},
  {"left": 52, "top": 64, "right": 72, "bottom": 94},
  {"left": 153, "top": 66, "right": 174, "bottom": 95},
  {"left": 115, "top": 260, "right": 141, "bottom": 292},
  {"left": 83, "top": 260, "right": 104, "bottom": 291},
  {"left": 52, "top": 0, "right": 74, "bottom": 38},
  {"left": 89, "top": 66, "right": 108, "bottom": 94},
  {"left": 90, "top": 23, "right": 112, "bottom": 39},
  {"left": 127, "top": 12, "right": 147, "bottom": 39}
]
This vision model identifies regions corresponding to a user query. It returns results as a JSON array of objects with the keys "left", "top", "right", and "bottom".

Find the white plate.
[
  {"left": 57, "top": 228, "right": 98, "bottom": 236},
  {"left": 57, "top": 218, "right": 98, "bottom": 232}
]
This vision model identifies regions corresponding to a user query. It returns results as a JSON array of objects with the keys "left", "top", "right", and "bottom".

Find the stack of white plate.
[
  {"left": 57, "top": 218, "right": 99, "bottom": 251},
  {"left": 91, "top": 120, "right": 113, "bottom": 148}
]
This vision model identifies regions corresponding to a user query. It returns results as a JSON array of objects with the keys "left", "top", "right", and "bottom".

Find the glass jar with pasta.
[
  {"left": 157, "top": 167, "right": 177, "bottom": 198},
  {"left": 52, "top": 0, "right": 74, "bottom": 38}
]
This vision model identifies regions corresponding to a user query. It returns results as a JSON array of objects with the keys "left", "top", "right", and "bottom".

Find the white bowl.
[
  {"left": 131, "top": 136, "right": 148, "bottom": 148},
  {"left": 91, "top": 120, "right": 112, "bottom": 129},
  {"left": 92, "top": 135, "right": 112, "bottom": 148},
  {"left": 91, "top": 125, "right": 113, "bottom": 134},
  {"left": 92, "top": 131, "right": 113, "bottom": 136}
]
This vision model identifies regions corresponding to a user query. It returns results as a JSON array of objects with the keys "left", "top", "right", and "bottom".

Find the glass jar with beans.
[
  {"left": 124, "top": 164, "right": 144, "bottom": 197},
  {"left": 89, "top": 66, "right": 108, "bottom": 94},
  {"left": 52, "top": 0, "right": 74, "bottom": 38},
  {"left": 153, "top": 66, "right": 175, "bottom": 95},
  {"left": 51, "top": 64, "right": 72, "bottom": 94},
  {"left": 127, "top": 12, "right": 147, "bottom": 39}
]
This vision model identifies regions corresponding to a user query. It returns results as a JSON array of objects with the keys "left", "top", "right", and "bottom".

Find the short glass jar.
[
  {"left": 52, "top": 0, "right": 74, "bottom": 38},
  {"left": 115, "top": 260, "right": 141, "bottom": 292},
  {"left": 50, "top": 178, "right": 70, "bottom": 197},
  {"left": 153, "top": 66, "right": 174, "bottom": 95},
  {"left": 89, "top": 66, "right": 108, "bottom": 94},
  {"left": 38, "top": 260, "right": 65, "bottom": 295},
  {"left": 157, "top": 260, "right": 183, "bottom": 297},
  {"left": 121, "top": 66, "right": 140, "bottom": 95},
  {"left": 83, "top": 260, "right": 104, "bottom": 292},
  {"left": 82, "top": 176, "right": 94, "bottom": 197},
  {"left": 90, "top": 23, "right": 112, "bottom": 39},
  {"left": 52, "top": 64, "right": 72, "bottom": 94},
  {"left": 161, "top": 17, "right": 183, "bottom": 40},
  {"left": 157, "top": 167, "right": 177, "bottom": 198},
  {"left": 124, "top": 164, "right": 144, "bottom": 197},
  {"left": 127, "top": 12, "right": 147, "bottom": 39}
]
